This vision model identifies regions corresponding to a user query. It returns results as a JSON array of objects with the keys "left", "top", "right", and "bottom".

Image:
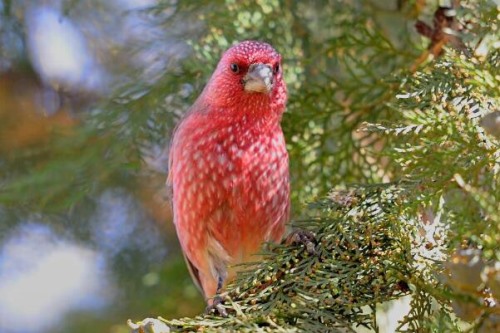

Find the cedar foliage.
[{"left": 1, "top": 0, "right": 499, "bottom": 332}]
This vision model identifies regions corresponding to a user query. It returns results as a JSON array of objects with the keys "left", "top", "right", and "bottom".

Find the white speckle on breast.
[
  {"left": 198, "top": 159, "right": 206, "bottom": 171},
  {"left": 208, "top": 159, "right": 215, "bottom": 170},
  {"left": 218, "top": 154, "right": 227, "bottom": 165}
]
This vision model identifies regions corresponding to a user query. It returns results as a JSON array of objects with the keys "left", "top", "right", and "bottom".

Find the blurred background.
[
  {"left": 1, "top": 1, "right": 205, "bottom": 332},
  {"left": 1, "top": 0, "right": 493, "bottom": 332}
]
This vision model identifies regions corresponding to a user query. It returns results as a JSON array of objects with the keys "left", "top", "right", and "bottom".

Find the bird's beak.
[{"left": 243, "top": 63, "right": 273, "bottom": 94}]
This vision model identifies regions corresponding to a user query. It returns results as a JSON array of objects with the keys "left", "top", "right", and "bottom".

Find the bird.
[{"left": 167, "top": 40, "right": 289, "bottom": 304}]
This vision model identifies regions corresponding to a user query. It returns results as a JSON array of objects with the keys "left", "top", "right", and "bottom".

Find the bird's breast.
[
  {"left": 210, "top": 119, "right": 290, "bottom": 247},
  {"left": 173, "top": 114, "right": 289, "bottom": 261}
]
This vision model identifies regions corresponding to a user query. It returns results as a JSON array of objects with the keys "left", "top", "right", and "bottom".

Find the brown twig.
[{"left": 412, "top": 5, "right": 469, "bottom": 72}]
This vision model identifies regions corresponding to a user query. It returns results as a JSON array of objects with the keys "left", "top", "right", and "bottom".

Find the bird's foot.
[
  {"left": 285, "top": 229, "right": 317, "bottom": 255},
  {"left": 205, "top": 295, "right": 228, "bottom": 317}
]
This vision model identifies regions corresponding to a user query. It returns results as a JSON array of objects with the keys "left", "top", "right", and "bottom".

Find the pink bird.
[{"left": 168, "top": 41, "right": 289, "bottom": 304}]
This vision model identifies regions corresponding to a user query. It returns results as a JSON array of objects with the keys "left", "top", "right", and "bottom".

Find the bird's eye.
[
  {"left": 274, "top": 64, "right": 280, "bottom": 74},
  {"left": 230, "top": 63, "right": 240, "bottom": 73}
]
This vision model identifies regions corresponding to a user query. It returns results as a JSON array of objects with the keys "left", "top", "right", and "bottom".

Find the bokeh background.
[
  {"left": 1, "top": 1, "right": 206, "bottom": 332},
  {"left": 1, "top": 1, "right": 496, "bottom": 333}
]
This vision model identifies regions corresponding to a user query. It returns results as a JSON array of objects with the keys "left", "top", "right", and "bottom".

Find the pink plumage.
[{"left": 168, "top": 41, "right": 289, "bottom": 299}]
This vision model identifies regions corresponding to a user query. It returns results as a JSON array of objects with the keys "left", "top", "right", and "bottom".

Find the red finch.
[{"left": 168, "top": 41, "right": 289, "bottom": 301}]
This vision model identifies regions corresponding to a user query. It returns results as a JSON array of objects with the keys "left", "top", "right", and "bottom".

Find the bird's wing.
[
  {"left": 167, "top": 130, "right": 206, "bottom": 296},
  {"left": 166, "top": 104, "right": 230, "bottom": 298},
  {"left": 183, "top": 251, "right": 204, "bottom": 295},
  {"left": 166, "top": 99, "right": 207, "bottom": 204}
]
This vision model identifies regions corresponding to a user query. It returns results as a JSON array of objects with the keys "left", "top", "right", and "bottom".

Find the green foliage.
[
  {"left": 161, "top": 183, "right": 411, "bottom": 332},
  {"left": 365, "top": 49, "right": 500, "bottom": 254}
]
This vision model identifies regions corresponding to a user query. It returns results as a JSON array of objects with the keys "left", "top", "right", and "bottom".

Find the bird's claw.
[
  {"left": 205, "top": 295, "right": 228, "bottom": 317},
  {"left": 285, "top": 229, "right": 317, "bottom": 255}
]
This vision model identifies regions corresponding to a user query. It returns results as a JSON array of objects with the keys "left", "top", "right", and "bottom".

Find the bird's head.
[{"left": 202, "top": 41, "right": 287, "bottom": 115}]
